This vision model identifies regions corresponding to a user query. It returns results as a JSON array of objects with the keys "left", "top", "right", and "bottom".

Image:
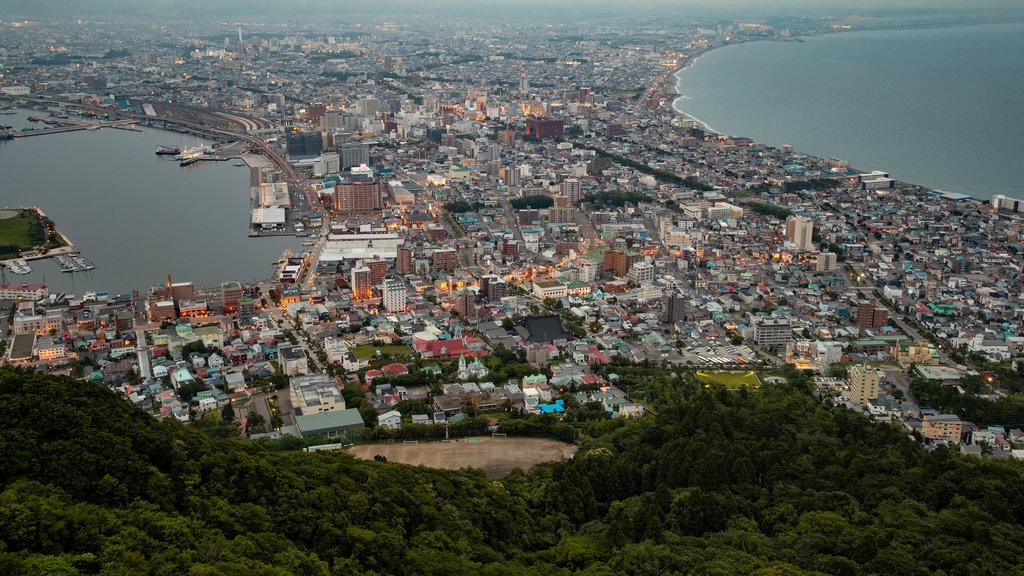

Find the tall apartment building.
[
  {"left": 396, "top": 244, "right": 414, "bottom": 274},
  {"left": 785, "top": 215, "right": 815, "bottom": 251},
  {"left": 857, "top": 298, "right": 889, "bottom": 330},
  {"left": 548, "top": 195, "right": 576, "bottom": 223},
  {"left": 816, "top": 251, "right": 838, "bottom": 272},
  {"left": 432, "top": 248, "right": 459, "bottom": 272},
  {"left": 382, "top": 278, "right": 407, "bottom": 312},
  {"left": 603, "top": 249, "right": 637, "bottom": 278},
  {"left": 497, "top": 129, "right": 516, "bottom": 147},
  {"left": 454, "top": 289, "right": 476, "bottom": 317},
  {"left": 662, "top": 292, "right": 688, "bottom": 324},
  {"left": 351, "top": 262, "right": 372, "bottom": 300},
  {"left": 487, "top": 278, "right": 507, "bottom": 302},
  {"left": 847, "top": 364, "right": 880, "bottom": 407},
  {"left": 340, "top": 142, "right": 370, "bottom": 170},
  {"left": 560, "top": 178, "right": 582, "bottom": 204},
  {"left": 333, "top": 176, "right": 384, "bottom": 212}
]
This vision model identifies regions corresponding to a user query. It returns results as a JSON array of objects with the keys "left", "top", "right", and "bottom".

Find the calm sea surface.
[
  {"left": 0, "top": 110, "right": 297, "bottom": 295},
  {"left": 674, "top": 23, "right": 1024, "bottom": 200}
]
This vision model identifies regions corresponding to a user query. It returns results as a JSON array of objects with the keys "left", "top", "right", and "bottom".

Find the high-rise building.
[
  {"left": 519, "top": 63, "right": 529, "bottom": 93},
  {"left": 351, "top": 262, "right": 372, "bottom": 300},
  {"left": 396, "top": 244, "right": 414, "bottom": 274},
  {"left": 431, "top": 248, "right": 459, "bottom": 272},
  {"left": 857, "top": 298, "right": 889, "bottom": 330},
  {"left": 487, "top": 278, "right": 507, "bottom": 302},
  {"left": 525, "top": 118, "right": 564, "bottom": 139},
  {"left": 313, "top": 152, "right": 340, "bottom": 177},
  {"left": 848, "top": 364, "right": 880, "bottom": 407},
  {"left": 498, "top": 129, "right": 516, "bottom": 147},
  {"left": 785, "top": 215, "right": 815, "bottom": 251},
  {"left": 382, "top": 278, "right": 407, "bottom": 312},
  {"left": 628, "top": 261, "right": 655, "bottom": 284},
  {"left": 750, "top": 317, "right": 793, "bottom": 347},
  {"left": 340, "top": 142, "right": 370, "bottom": 170},
  {"left": 603, "top": 249, "right": 634, "bottom": 278},
  {"left": 816, "top": 252, "right": 838, "bottom": 272},
  {"left": 454, "top": 289, "right": 476, "bottom": 317},
  {"left": 662, "top": 292, "right": 688, "bottom": 324},
  {"left": 333, "top": 175, "right": 384, "bottom": 212},
  {"left": 548, "top": 195, "right": 576, "bottom": 223},
  {"left": 285, "top": 130, "right": 323, "bottom": 158},
  {"left": 501, "top": 166, "right": 521, "bottom": 187},
  {"left": 364, "top": 257, "right": 389, "bottom": 285},
  {"left": 560, "top": 179, "right": 582, "bottom": 204}
]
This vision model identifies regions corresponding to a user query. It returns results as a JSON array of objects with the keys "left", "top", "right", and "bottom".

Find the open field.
[
  {"left": 696, "top": 371, "right": 763, "bottom": 388},
  {"left": 0, "top": 210, "right": 32, "bottom": 246},
  {"left": 351, "top": 344, "right": 413, "bottom": 360},
  {"left": 348, "top": 436, "right": 575, "bottom": 478}
]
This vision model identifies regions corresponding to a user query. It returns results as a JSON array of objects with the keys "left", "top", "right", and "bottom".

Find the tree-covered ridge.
[{"left": 2, "top": 365, "right": 1024, "bottom": 575}]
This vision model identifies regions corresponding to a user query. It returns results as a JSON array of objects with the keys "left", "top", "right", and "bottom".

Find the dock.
[
  {"left": 11, "top": 119, "right": 140, "bottom": 139},
  {"left": 53, "top": 252, "right": 96, "bottom": 273}
]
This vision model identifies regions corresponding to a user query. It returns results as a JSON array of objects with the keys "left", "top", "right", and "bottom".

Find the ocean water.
[
  {"left": 674, "top": 23, "right": 1024, "bottom": 200},
  {"left": 0, "top": 110, "right": 297, "bottom": 295}
]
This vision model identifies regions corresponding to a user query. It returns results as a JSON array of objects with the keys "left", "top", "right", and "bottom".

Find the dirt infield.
[
  {"left": 348, "top": 437, "right": 576, "bottom": 478},
  {"left": 0, "top": 210, "right": 18, "bottom": 220}
]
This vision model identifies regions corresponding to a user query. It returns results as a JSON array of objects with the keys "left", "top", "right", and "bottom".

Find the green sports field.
[{"left": 696, "top": 371, "right": 763, "bottom": 388}]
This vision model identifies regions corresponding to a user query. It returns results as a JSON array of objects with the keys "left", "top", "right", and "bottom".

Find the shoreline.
[{"left": 663, "top": 26, "right": 1009, "bottom": 199}]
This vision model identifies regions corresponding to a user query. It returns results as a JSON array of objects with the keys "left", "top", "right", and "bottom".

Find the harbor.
[
  {"left": 3, "top": 259, "right": 32, "bottom": 275},
  {"left": 53, "top": 252, "right": 96, "bottom": 273}
]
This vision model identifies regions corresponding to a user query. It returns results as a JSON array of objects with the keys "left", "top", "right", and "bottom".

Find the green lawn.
[
  {"left": 0, "top": 212, "right": 33, "bottom": 247},
  {"left": 696, "top": 371, "right": 763, "bottom": 388},
  {"left": 352, "top": 344, "right": 414, "bottom": 360}
]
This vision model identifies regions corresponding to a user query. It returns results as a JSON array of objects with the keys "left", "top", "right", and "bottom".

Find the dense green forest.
[{"left": 2, "top": 364, "right": 1024, "bottom": 575}]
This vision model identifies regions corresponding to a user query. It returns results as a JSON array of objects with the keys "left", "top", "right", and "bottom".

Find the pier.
[{"left": 11, "top": 119, "right": 141, "bottom": 139}]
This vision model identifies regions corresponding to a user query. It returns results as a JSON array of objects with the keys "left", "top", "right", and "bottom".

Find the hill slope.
[{"left": 2, "top": 365, "right": 1024, "bottom": 575}]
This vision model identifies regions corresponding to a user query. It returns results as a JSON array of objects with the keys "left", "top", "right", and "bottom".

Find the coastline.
[
  {"left": 667, "top": 48, "right": 726, "bottom": 136},
  {"left": 663, "top": 25, "right": 1020, "bottom": 199}
]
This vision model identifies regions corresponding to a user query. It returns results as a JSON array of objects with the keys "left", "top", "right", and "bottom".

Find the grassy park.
[
  {"left": 351, "top": 344, "right": 414, "bottom": 360},
  {"left": 0, "top": 208, "right": 65, "bottom": 258}
]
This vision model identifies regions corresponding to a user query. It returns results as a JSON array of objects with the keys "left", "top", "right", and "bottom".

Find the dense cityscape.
[{"left": 3, "top": 5, "right": 1024, "bottom": 574}]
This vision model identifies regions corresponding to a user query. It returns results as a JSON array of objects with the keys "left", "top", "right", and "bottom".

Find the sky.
[{"left": 4, "top": 0, "right": 1023, "bottom": 21}]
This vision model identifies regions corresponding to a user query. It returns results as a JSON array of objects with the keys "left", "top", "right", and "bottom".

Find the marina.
[
  {"left": 53, "top": 252, "right": 96, "bottom": 273},
  {"left": 4, "top": 259, "right": 32, "bottom": 275}
]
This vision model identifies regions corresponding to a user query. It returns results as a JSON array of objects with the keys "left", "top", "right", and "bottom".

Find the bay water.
[
  {"left": 674, "top": 23, "right": 1024, "bottom": 200},
  {"left": 0, "top": 110, "right": 297, "bottom": 296}
]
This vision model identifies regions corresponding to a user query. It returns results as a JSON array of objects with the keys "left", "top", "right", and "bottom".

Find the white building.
[
  {"left": 533, "top": 280, "right": 568, "bottom": 299},
  {"left": 627, "top": 261, "right": 655, "bottom": 284},
  {"left": 382, "top": 278, "right": 407, "bottom": 312},
  {"left": 750, "top": 316, "right": 793, "bottom": 347},
  {"left": 785, "top": 215, "right": 815, "bottom": 251},
  {"left": 848, "top": 364, "right": 880, "bottom": 408}
]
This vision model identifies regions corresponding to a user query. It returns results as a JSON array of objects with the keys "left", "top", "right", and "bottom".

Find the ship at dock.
[
  {"left": 176, "top": 144, "right": 213, "bottom": 166},
  {"left": 54, "top": 252, "right": 96, "bottom": 273},
  {"left": 155, "top": 144, "right": 181, "bottom": 155}
]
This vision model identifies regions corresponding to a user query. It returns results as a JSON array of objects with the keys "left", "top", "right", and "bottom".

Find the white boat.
[{"left": 5, "top": 259, "right": 32, "bottom": 274}]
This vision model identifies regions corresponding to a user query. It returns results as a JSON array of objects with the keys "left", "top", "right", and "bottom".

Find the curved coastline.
[
  {"left": 664, "top": 23, "right": 1024, "bottom": 198},
  {"left": 669, "top": 43, "right": 754, "bottom": 138}
]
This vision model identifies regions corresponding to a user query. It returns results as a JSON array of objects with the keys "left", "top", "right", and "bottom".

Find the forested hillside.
[{"left": 2, "top": 365, "right": 1023, "bottom": 575}]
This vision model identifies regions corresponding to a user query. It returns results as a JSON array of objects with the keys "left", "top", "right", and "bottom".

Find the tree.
[{"left": 221, "top": 403, "right": 235, "bottom": 424}]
